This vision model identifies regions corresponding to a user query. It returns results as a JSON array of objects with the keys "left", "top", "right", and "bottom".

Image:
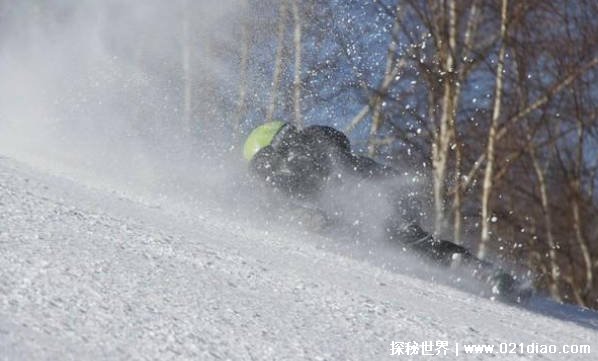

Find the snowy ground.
[{"left": 1, "top": 155, "right": 597, "bottom": 360}]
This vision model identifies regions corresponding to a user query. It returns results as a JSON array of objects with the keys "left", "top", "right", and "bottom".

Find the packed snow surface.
[{"left": 1, "top": 155, "right": 597, "bottom": 360}]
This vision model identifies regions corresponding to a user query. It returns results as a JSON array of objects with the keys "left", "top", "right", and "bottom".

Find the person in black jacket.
[{"left": 243, "top": 121, "right": 531, "bottom": 302}]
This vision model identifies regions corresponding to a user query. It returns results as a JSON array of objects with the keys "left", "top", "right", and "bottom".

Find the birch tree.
[
  {"left": 233, "top": 0, "right": 250, "bottom": 141},
  {"left": 450, "top": 0, "right": 480, "bottom": 242},
  {"left": 569, "top": 118, "right": 593, "bottom": 304},
  {"left": 527, "top": 123, "right": 561, "bottom": 301},
  {"left": 478, "top": 0, "right": 509, "bottom": 259},
  {"left": 266, "top": 1, "right": 288, "bottom": 123},
  {"left": 430, "top": 0, "right": 458, "bottom": 235},
  {"left": 291, "top": 0, "right": 302, "bottom": 127}
]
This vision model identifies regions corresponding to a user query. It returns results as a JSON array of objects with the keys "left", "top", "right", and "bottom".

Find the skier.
[{"left": 242, "top": 121, "right": 531, "bottom": 302}]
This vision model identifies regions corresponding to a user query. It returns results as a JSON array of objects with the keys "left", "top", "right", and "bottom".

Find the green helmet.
[{"left": 243, "top": 121, "right": 287, "bottom": 161}]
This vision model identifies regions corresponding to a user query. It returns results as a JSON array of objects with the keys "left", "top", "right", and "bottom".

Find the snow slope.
[{"left": 1, "top": 155, "right": 597, "bottom": 360}]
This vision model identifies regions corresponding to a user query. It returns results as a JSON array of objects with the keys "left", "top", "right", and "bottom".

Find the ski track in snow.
[{"left": 0, "top": 155, "right": 597, "bottom": 361}]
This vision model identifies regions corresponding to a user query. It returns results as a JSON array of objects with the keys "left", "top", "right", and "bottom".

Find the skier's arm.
[
  {"left": 343, "top": 154, "right": 398, "bottom": 179},
  {"left": 249, "top": 144, "right": 328, "bottom": 198},
  {"left": 249, "top": 146, "right": 294, "bottom": 189}
]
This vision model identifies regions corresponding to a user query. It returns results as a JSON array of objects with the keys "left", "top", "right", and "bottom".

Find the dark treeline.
[{"left": 233, "top": 0, "right": 598, "bottom": 308}]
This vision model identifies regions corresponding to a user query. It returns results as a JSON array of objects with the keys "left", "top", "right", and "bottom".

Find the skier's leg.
[{"left": 389, "top": 222, "right": 532, "bottom": 302}]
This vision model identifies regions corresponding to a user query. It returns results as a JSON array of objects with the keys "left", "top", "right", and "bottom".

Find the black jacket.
[{"left": 250, "top": 125, "right": 395, "bottom": 200}]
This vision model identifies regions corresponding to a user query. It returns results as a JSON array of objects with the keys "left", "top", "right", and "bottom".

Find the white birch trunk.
[
  {"left": 452, "top": 139, "right": 462, "bottom": 242},
  {"left": 478, "top": 0, "right": 508, "bottom": 259},
  {"left": 291, "top": 0, "right": 302, "bottom": 127},
  {"left": 529, "top": 141, "right": 561, "bottom": 301},
  {"left": 266, "top": 1, "right": 288, "bottom": 123},
  {"left": 452, "top": 0, "right": 480, "bottom": 243},
  {"left": 234, "top": 2, "right": 250, "bottom": 141},
  {"left": 572, "top": 120, "right": 593, "bottom": 298},
  {"left": 432, "top": 0, "right": 457, "bottom": 235}
]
